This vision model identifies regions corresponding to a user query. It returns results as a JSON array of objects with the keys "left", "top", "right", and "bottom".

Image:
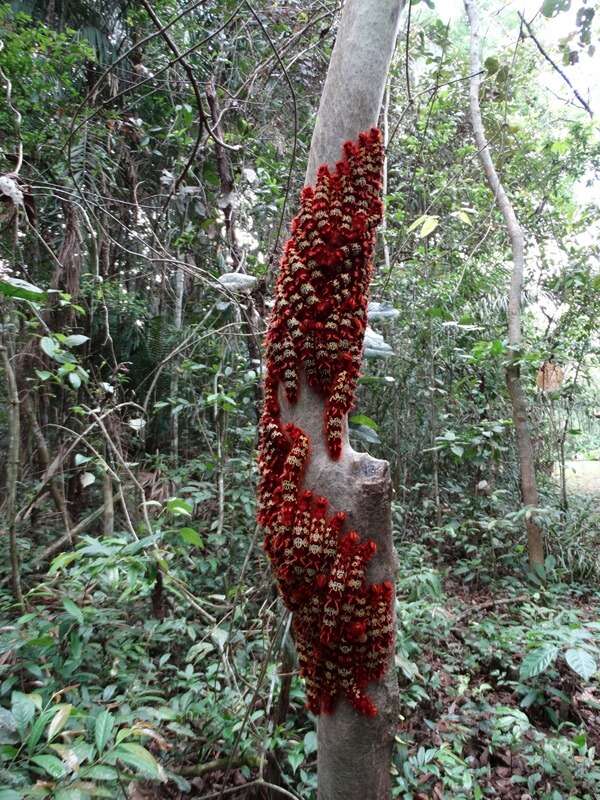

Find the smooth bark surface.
[
  {"left": 280, "top": 1, "right": 405, "bottom": 798},
  {"left": 306, "top": 0, "right": 405, "bottom": 184},
  {"left": 464, "top": 0, "right": 544, "bottom": 567}
]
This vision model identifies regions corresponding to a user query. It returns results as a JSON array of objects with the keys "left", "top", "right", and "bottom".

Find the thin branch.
[
  {"left": 66, "top": 0, "right": 210, "bottom": 145},
  {"left": 66, "top": 2, "right": 245, "bottom": 150},
  {"left": 179, "top": 755, "right": 258, "bottom": 777},
  {"left": 404, "top": 0, "right": 412, "bottom": 107},
  {"left": 138, "top": 0, "right": 239, "bottom": 212},
  {"left": 33, "top": 502, "right": 109, "bottom": 566},
  {"left": 244, "top": 0, "right": 298, "bottom": 273},
  {"left": 0, "top": 62, "right": 23, "bottom": 174},
  {"left": 518, "top": 12, "right": 593, "bottom": 119},
  {"left": 200, "top": 778, "right": 301, "bottom": 800}
]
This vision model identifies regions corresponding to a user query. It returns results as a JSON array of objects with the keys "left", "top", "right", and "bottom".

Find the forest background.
[{"left": 0, "top": 0, "right": 600, "bottom": 798}]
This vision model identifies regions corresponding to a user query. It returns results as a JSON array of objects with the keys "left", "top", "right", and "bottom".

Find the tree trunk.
[
  {"left": 1, "top": 313, "right": 24, "bottom": 607},
  {"left": 171, "top": 261, "right": 184, "bottom": 462},
  {"left": 206, "top": 78, "right": 263, "bottom": 417},
  {"left": 280, "top": 2, "right": 404, "bottom": 798},
  {"left": 22, "top": 393, "right": 72, "bottom": 539},
  {"left": 103, "top": 468, "right": 114, "bottom": 536},
  {"left": 464, "top": 0, "right": 544, "bottom": 568}
]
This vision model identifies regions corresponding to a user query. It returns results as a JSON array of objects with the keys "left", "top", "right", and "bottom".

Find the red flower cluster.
[
  {"left": 265, "top": 127, "right": 384, "bottom": 459},
  {"left": 258, "top": 129, "right": 393, "bottom": 716}
]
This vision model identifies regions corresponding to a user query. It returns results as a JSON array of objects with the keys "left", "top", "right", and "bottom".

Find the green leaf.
[
  {"left": 84, "top": 765, "right": 119, "bottom": 780},
  {"left": 565, "top": 648, "right": 597, "bottom": 681},
  {"left": 520, "top": 646, "right": 559, "bottom": 679},
  {"left": 303, "top": 731, "right": 317, "bottom": 755},
  {"left": 0, "top": 708, "right": 17, "bottom": 745},
  {"left": 27, "top": 709, "right": 53, "bottom": 753},
  {"left": 484, "top": 56, "right": 500, "bottom": 75},
  {"left": 48, "top": 550, "right": 82, "bottom": 575},
  {"left": 407, "top": 213, "right": 427, "bottom": 233},
  {"left": 113, "top": 743, "right": 163, "bottom": 779},
  {"left": 40, "top": 336, "right": 58, "bottom": 360},
  {"left": 452, "top": 210, "right": 473, "bottom": 225},
  {"left": 166, "top": 498, "right": 193, "bottom": 517},
  {"left": 68, "top": 371, "right": 81, "bottom": 390},
  {"left": 11, "top": 692, "right": 37, "bottom": 733},
  {"left": 542, "top": 0, "right": 571, "bottom": 18},
  {"left": 349, "top": 425, "right": 381, "bottom": 445},
  {"left": 80, "top": 471, "right": 95, "bottom": 488},
  {"left": 54, "top": 790, "right": 86, "bottom": 800},
  {"left": 0, "top": 790, "right": 23, "bottom": 800},
  {"left": 95, "top": 709, "right": 114, "bottom": 754},
  {"left": 25, "top": 634, "right": 54, "bottom": 648},
  {"left": 418, "top": 215, "right": 439, "bottom": 238},
  {"left": 287, "top": 749, "right": 303, "bottom": 774},
  {"left": 30, "top": 753, "right": 67, "bottom": 779},
  {"left": 211, "top": 627, "right": 229, "bottom": 649},
  {"left": 63, "top": 334, "right": 89, "bottom": 347},
  {"left": 115, "top": 727, "right": 134, "bottom": 745},
  {"left": 179, "top": 528, "right": 204, "bottom": 548},
  {"left": 35, "top": 370, "right": 53, "bottom": 381},
  {"left": 47, "top": 704, "right": 72, "bottom": 741},
  {"left": 63, "top": 598, "right": 84, "bottom": 625},
  {"left": 0, "top": 276, "right": 47, "bottom": 303},
  {"left": 349, "top": 414, "right": 379, "bottom": 431}
]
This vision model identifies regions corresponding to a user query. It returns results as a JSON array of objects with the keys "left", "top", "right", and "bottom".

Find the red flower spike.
[{"left": 257, "top": 129, "right": 393, "bottom": 716}]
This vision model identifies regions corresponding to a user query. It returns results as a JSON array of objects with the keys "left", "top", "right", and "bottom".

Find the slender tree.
[
  {"left": 1, "top": 309, "right": 23, "bottom": 607},
  {"left": 260, "top": 2, "right": 405, "bottom": 798},
  {"left": 464, "top": 0, "right": 544, "bottom": 567}
]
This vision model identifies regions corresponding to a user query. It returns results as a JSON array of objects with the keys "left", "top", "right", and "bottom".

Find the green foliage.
[{"left": 0, "top": 0, "right": 599, "bottom": 798}]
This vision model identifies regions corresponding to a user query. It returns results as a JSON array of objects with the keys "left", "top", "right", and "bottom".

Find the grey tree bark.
[
  {"left": 464, "top": 0, "right": 544, "bottom": 567},
  {"left": 279, "top": 1, "right": 405, "bottom": 798}
]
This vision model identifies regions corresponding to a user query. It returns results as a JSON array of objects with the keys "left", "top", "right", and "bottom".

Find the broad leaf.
[
  {"left": 349, "top": 414, "right": 379, "bottom": 431},
  {"left": 0, "top": 790, "right": 23, "bottom": 800},
  {"left": 95, "top": 709, "right": 114, "bottom": 754},
  {"left": 0, "top": 276, "right": 46, "bottom": 303},
  {"left": 418, "top": 215, "right": 439, "bottom": 238},
  {"left": 62, "top": 598, "right": 84, "bottom": 625},
  {"left": 84, "top": 765, "right": 119, "bottom": 780},
  {"left": 113, "top": 742, "right": 164, "bottom": 779},
  {"left": 80, "top": 471, "right": 95, "bottom": 488},
  {"left": 10, "top": 692, "right": 38, "bottom": 733},
  {"left": 166, "top": 498, "right": 193, "bottom": 517},
  {"left": 47, "top": 704, "right": 72, "bottom": 741},
  {"left": 520, "top": 646, "right": 559, "bottom": 679},
  {"left": 40, "top": 336, "right": 59, "bottom": 360},
  {"left": 63, "top": 334, "right": 89, "bottom": 347},
  {"left": 179, "top": 528, "right": 204, "bottom": 548},
  {"left": 30, "top": 753, "right": 67, "bottom": 779},
  {"left": 565, "top": 648, "right": 597, "bottom": 681}
]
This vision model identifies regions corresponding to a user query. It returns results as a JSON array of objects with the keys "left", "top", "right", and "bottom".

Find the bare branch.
[{"left": 518, "top": 12, "right": 593, "bottom": 119}]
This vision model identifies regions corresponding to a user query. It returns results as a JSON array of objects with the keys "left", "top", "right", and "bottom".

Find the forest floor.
[
  {"left": 2, "top": 494, "right": 599, "bottom": 799},
  {"left": 563, "top": 459, "right": 600, "bottom": 496}
]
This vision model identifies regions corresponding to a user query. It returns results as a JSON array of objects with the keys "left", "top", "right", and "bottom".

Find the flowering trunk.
[{"left": 258, "top": 2, "right": 405, "bottom": 799}]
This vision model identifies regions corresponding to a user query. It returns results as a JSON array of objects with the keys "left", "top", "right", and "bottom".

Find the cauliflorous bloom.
[{"left": 257, "top": 129, "right": 393, "bottom": 716}]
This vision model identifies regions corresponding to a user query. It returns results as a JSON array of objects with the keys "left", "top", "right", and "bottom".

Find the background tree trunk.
[
  {"left": 279, "top": 1, "right": 405, "bottom": 797},
  {"left": 464, "top": 0, "right": 544, "bottom": 568},
  {"left": 1, "top": 309, "right": 23, "bottom": 607}
]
